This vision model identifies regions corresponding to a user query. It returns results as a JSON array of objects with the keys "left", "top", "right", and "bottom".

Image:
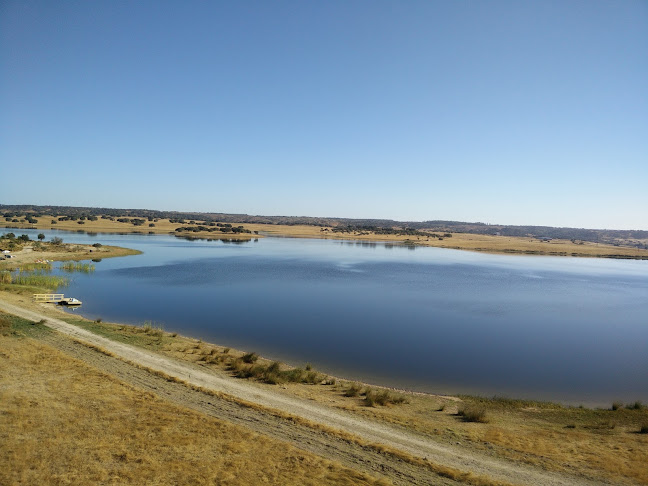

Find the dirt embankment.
[{"left": 0, "top": 297, "right": 613, "bottom": 486}]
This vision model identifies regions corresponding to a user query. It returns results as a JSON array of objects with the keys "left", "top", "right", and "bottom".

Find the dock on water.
[{"left": 33, "top": 293, "right": 65, "bottom": 303}]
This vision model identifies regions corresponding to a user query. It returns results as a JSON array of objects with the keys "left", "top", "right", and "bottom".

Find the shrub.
[
  {"left": 344, "top": 384, "right": 362, "bottom": 397},
  {"left": 241, "top": 352, "right": 259, "bottom": 363},
  {"left": 457, "top": 407, "right": 489, "bottom": 423},
  {"left": 363, "top": 388, "right": 407, "bottom": 407},
  {"left": 640, "top": 424, "right": 648, "bottom": 434},
  {"left": 628, "top": 401, "right": 644, "bottom": 410},
  {"left": 611, "top": 401, "right": 623, "bottom": 411},
  {"left": 364, "top": 389, "right": 377, "bottom": 407}
]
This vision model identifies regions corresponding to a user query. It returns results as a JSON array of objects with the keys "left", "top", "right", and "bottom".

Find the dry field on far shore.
[{"left": 2, "top": 217, "right": 647, "bottom": 259}]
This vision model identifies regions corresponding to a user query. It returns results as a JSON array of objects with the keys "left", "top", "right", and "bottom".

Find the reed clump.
[
  {"left": 19, "top": 262, "right": 52, "bottom": 273},
  {"left": 11, "top": 274, "right": 69, "bottom": 289},
  {"left": 0, "top": 271, "right": 12, "bottom": 284},
  {"left": 141, "top": 321, "right": 164, "bottom": 337},
  {"left": 60, "top": 262, "right": 95, "bottom": 273}
]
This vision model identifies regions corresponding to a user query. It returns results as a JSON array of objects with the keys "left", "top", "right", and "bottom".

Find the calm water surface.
[{"left": 13, "top": 229, "right": 648, "bottom": 406}]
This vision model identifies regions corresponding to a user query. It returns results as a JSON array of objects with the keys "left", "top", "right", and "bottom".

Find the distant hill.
[{"left": 1, "top": 204, "right": 646, "bottom": 249}]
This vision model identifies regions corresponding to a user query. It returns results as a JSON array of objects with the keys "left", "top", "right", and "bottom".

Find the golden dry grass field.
[
  {"left": 0, "top": 313, "right": 387, "bottom": 486},
  {"left": 86, "top": 316, "right": 648, "bottom": 485},
  {"left": 3, "top": 215, "right": 647, "bottom": 258},
  {"left": 3, "top": 289, "right": 645, "bottom": 486}
]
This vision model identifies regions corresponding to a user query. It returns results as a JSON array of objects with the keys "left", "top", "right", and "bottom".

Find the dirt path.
[{"left": 0, "top": 298, "right": 611, "bottom": 486}]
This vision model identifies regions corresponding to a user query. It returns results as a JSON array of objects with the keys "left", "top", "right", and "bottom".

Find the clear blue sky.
[{"left": 1, "top": 1, "right": 646, "bottom": 229}]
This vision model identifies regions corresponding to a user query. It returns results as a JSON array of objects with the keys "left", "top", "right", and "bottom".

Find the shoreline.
[
  {"left": 1, "top": 293, "right": 647, "bottom": 486},
  {"left": 3, "top": 219, "right": 648, "bottom": 260},
  {"left": 1, "top": 288, "right": 640, "bottom": 410}
]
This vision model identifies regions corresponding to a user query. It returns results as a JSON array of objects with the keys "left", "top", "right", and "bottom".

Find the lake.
[{"left": 9, "top": 228, "right": 648, "bottom": 406}]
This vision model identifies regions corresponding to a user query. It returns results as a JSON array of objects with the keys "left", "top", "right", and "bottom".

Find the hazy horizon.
[{"left": 2, "top": 1, "right": 646, "bottom": 230}]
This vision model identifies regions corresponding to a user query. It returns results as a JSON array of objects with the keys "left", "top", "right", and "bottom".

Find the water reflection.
[{"left": 8, "top": 227, "right": 648, "bottom": 406}]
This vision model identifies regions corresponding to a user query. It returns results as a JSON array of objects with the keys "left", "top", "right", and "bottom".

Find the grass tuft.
[
  {"left": 457, "top": 407, "right": 489, "bottom": 423},
  {"left": 241, "top": 352, "right": 259, "bottom": 364},
  {"left": 141, "top": 321, "right": 164, "bottom": 337},
  {"left": 344, "top": 384, "right": 362, "bottom": 397},
  {"left": 363, "top": 388, "right": 408, "bottom": 407}
]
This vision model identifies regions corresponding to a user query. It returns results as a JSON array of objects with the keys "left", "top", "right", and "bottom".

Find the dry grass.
[
  {"left": 106, "top": 345, "right": 514, "bottom": 486},
  {"left": 240, "top": 223, "right": 648, "bottom": 258},
  {"left": 45, "top": 308, "right": 648, "bottom": 484},
  {"left": 0, "top": 326, "right": 388, "bottom": 486},
  {"left": 4, "top": 290, "right": 648, "bottom": 485}
]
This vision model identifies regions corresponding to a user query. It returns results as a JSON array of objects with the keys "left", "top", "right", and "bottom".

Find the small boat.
[{"left": 59, "top": 298, "right": 82, "bottom": 306}]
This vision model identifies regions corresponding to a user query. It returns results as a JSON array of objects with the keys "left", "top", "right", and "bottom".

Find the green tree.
[{"left": 38, "top": 233, "right": 45, "bottom": 241}]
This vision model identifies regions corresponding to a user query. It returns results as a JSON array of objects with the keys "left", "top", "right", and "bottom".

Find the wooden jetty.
[{"left": 33, "top": 293, "right": 65, "bottom": 303}]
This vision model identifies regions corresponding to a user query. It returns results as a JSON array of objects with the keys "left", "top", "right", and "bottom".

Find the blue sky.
[{"left": 1, "top": 1, "right": 646, "bottom": 229}]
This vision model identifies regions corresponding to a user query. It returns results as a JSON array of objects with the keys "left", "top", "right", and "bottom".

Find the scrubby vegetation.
[
  {"left": 328, "top": 224, "right": 449, "bottom": 239},
  {"left": 229, "top": 358, "right": 324, "bottom": 385},
  {"left": 175, "top": 224, "right": 252, "bottom": 234},
  {"left": 342, "top": 384, "right": 407, "bottom": 406},
  {"left": 363, "top": 388, "right": 408, "bottom": 407},
  {"left": 457, "top": 407, "right": 489, "bottom": 423}
]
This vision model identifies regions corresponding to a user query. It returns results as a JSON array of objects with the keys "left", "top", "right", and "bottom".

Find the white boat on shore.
[{"left": 59, "top": 297, "right": 82, "bottom": 306}]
